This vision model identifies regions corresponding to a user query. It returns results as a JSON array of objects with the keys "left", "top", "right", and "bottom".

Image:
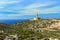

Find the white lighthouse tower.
[
  {"left": 33, "top": 11, "right": 39, "bottom": 20},
  {"left": 30, "top": 10, "right": 40, "bottom": 21}
]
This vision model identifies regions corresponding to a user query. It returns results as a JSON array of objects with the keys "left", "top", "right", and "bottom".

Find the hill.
[
  {"left": 12, "top": 19, "right": 57, "bottom": 31},
  {"left": 0, "top": 18, "right": 60, "bottom": 40}
]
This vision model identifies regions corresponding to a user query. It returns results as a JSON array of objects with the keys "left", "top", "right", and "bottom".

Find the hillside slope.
[
  {"left": 0, "top": 19, "right": 60, "bottom": 40},
  {"left": 11, "top": 19, "right": 59, "bottom": 32}
]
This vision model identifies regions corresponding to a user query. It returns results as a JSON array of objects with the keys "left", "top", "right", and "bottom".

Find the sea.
[{"left": 0, "top": 19, "right": 27, "bottom": 24}]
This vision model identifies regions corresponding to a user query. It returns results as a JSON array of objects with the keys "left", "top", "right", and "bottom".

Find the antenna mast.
[{"left": 36, "top": 11, "right": 38, "bottom": 18}]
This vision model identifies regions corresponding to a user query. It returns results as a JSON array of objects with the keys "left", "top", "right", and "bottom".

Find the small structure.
[
  {"left": 30, "top": 11, "right": 40, "bottom": 21},
  {"left": 33, "top": 11, "right": 39, "bottom": 20}
]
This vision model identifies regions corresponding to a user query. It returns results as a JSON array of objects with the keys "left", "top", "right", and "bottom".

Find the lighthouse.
[
  {"left": 33, "top": 11, "right": 39, "bottom": 21},
  {"left": 30, "top": 10, "right": 40, "bottom": 21},
  {"left": 33, "top": 12, "right": 39, "bottom": 20}
]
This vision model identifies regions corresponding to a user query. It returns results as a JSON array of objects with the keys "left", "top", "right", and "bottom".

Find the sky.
[{"left": 0, "top": 0, "right": 60, "bottom": 20}]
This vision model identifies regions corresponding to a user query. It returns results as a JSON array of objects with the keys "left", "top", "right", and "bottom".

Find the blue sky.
[{"left": 0, "top": 0, "right": 60, "bottom": 20}]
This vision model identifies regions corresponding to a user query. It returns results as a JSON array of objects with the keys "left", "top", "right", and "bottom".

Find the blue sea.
[{"left": 0, "top": 19, "right": 27, "bottom": 24}]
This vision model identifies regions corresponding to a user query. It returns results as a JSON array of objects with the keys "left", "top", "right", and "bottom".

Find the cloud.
[
  {"left": 0, "top": 0, "right": 23, "bottom": 4},
  {"left": 0, "top": 14, "right": 21, "bottom": 19},
  {"left": 7, "top": 14, "right": 23, "bottom": 17},
  {"left": 0, "top": 1, "right": 18, "bottom": 4},
  {"left": 25, "top": 3, "right": 47, "bottom": 9},
  {"left": 0, "top": 14, "right": 4, "bottom": 16},
  {"left": 20, "top": 5, "right": 60, "bottom": 15},
  {"left": 0, "top": 0, "right": 23, "bottom": 9},
  {"left": 40, "top": 6, "right": 60, "bottom": 14},
  {"left": 25, "top": 0, "right": 58, "bottom": 9},
  {"left": 0, "top": 7, "right": 4, "bottom": 8},
  {"left": 21, "top": 0, "right": 60, "bottom": 14}
]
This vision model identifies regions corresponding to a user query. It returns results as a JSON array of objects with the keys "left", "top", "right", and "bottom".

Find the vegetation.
[{"left": 0, "top": 19, "right": 60, "bottom": 40}]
